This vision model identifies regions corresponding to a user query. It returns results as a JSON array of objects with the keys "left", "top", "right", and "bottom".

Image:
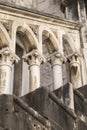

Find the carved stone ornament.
[
  {"left": 67, "top": 52, "right": 82, "bottom": 66},
  {"left": 47, "top": 51, "right": 66, "bottom": 66},
  {"left": 0, "top": 47, "right": 20, "bottom": 68},
  {"left": 23, "top": 49, "right": 45, "bottom": 66}
]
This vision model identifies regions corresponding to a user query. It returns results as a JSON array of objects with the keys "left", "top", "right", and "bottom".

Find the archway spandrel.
[{"left": 0, "top": 22, "right": 12, "bottom": 49}]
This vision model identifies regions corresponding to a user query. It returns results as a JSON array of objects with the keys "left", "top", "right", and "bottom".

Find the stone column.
[
  {"left": 23, "top": 49, "right": 44, "bottom": 92},
  {"left": 0, "top": 47, "right": 19, "bottom": 95},
  {"left": 69, "top": 53, "right": 82, "bottom": 88},
  {"left": 77, "top": 0, "right": 86, "bottom": 23},
  {"left": 48, "top": 52, "right": 65, "bottom": 90}
]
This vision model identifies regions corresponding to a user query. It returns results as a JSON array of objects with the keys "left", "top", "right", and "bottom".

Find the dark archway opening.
[{"left": 40, "top": 35, "right": 54, "bottom": 91}]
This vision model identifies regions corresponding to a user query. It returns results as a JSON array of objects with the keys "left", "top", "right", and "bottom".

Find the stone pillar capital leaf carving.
[
  {"left": 66, "top": 52, "right": 82, "bottom": 88},
  {"left": 0, "top": 47, "right": 20, "bottom": 68},
  {"left": 47, "top": 51, "right": 66, "bottom": 66},
  {"left": 66, "top": 51, "right": 82, "bottom": 66},
  {"left": 23, "top": 49, "right": 45, "bottom": 67}
]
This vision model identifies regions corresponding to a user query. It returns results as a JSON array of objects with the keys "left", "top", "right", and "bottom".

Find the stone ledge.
[
  {"left": 22, "top": 87, "right": 77, "bottom": 130},
  {"left": 0, "top": 94, "right": 51, "bottom": 130},
  {"left": 48, "top": 90, "right": 77, "bottom": 120},
  {"left": 13, "top": 95, "right": 50, "bottom": 129},
  {"left": 0, "top": 1, "right": 82, "bottom": 29},
  {"left": 74, "top": 88, "right": 87, "bottom": 104},
  {"left": 74, "top": 89, "right": 85, "bottom": 101}
]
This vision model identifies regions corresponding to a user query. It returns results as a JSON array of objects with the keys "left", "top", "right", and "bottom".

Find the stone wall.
[
  {"left": 0, "top": 95, "right": 50, "bottom": 130},
  {"left": 0, "top": 0, "right": 80, "bottom": 20},
  {"left": 22, "top": 86, "right": 76, "bottom": 130},
  {"left": 0, "top": 0, "right": 65, "bottom": 18},
  {"left": 22, "top": 84, "right": 87, "bottom": 130},
  {"left": 1, "top": 84, "right": 87, "bottom": 130}
]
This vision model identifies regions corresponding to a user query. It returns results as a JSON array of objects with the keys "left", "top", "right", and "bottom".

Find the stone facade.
[
  {"left": 0, "top": 0, "right": 86, "bottom": 95},
  {"left": 0, "top": 0, "right": 87, "bottom": 129}
]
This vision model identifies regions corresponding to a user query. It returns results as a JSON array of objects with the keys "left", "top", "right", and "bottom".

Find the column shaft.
[
  {"left": 52, "top": 63, "right": 63, "bottom": 89},
  {"left": 48, "top": 52, "right": 64, "bottom": 90},
  {"left": 23, "top": 49, "right": 44, "bottom": 92},
  {"left": 29, "top": 65, "right": 40, "bottom": 91},
  {"left": 0, "top": 65, "right": 11, "bottom": 94}
]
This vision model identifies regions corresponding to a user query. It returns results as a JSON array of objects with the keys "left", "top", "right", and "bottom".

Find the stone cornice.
[{"left": 0, "top": 1, "right": 82, "bottom": 30}]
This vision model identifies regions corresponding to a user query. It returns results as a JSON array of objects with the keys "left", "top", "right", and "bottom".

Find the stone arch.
[
  {"left": 62, "top": 33, "right": 82, "bottom": 87},
  {"left": 62, "top": 34, "right": 75, "bottom": 85},
  {"left": 62, "top": 34, "right": 75, "bottom": 55},
  {"left": 40, "top": 27, "right": 59, "bottom": 90},
  {"left": 11, "top": 22, "right": 39, "bottom": 51},
  {"left": 39, "top": 26, "right": 59, "bottom": 53},
  {"left": 12, "top": 23, "right": 40, "bottom": 96},
  {"left": 0, "top": 22, "right": 11, "bottom": 49}
]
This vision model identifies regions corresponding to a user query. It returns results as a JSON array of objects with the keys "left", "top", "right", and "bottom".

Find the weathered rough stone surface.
[
  {"left": 54, "top": 83, "right": 73, "bottom": 107},
  {"left": 77, "top": 119, "right": 87, "bottom": 130},
  {"left": 74, "top": 89, "right": 87, "bottom": 124},
  {"left": 1, "top": 85, "right": 87, "bottom": 130},
  {"left": 0, "top": 95, "right": 13, "bottom": 130},
  {"left": 22, "top": 87, "right": 76, "bottom": 130},
  {"left": 0, "top": 95, "right": 50, "bottom": 130},
  {"left": 0, "top": 0, "right": 64, "bottom": 17},
  {"left": 0, "top": 0, "right": 80, "bottom": 21},
  {"left": 77, "top": 85, "right": 87, "bottom": 98},
  {"left": 0, "top": 0, "right": 32, "bottom": 8}
]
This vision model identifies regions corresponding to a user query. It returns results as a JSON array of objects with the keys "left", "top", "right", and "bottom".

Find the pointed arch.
[
  {"left": 0, "top": 22, "right": 11, "bottom": 48},
  {"left": 11, "top": 22, "right": 39, "bottom": 51},
  {"left": 39, "top": 26, "right": 59, "bottom": 53},
  {"left": 63, "top": 34, "right": 76, "bottom": 54},
  {"left": 59, "top": 28, "right": 77, "bottom": 57}
]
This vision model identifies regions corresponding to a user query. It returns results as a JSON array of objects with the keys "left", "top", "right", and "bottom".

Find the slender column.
[
  {"left": 0, "top": 47, "right": 19, "bottom": 95},
  {"left": 77, "top": 0, "right": 86, "bottom": 23},
  {"left": 48, "top": 52, "right": 65, "bottom": 90},
  {"left": 69, "top": 53, "right": 82, "bottom": 88},
  {"left": 23, "top": 49, "right": 44, "bottom": 92}
]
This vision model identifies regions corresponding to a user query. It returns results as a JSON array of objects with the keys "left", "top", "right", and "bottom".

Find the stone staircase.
[{"left": 0, "top": 83, "right": 87, "bottom": 130}]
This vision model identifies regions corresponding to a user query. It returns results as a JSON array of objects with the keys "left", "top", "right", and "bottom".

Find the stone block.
[
  {"left": 0, "top": 94, "right": 50, "bottom": 130},
  {"left": 22, "top": 87, "right": 76, "bottom": 130},
  {"left": 77, "top": 85, "right": 87, "bottom": 98},
  {"left": 54, "top": 83, "right": 74, "bottom": 110}
]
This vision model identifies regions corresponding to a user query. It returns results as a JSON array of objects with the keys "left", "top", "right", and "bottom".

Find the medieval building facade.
[{"left": 0, "top": 0, "right": 87, "bottom": 130}]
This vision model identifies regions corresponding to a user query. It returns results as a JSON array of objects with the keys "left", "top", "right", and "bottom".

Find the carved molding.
[
  {"left": 47, "top": 51, "right": 66, "bottom": 66},
  {"left": 1, "top": 20, "right": 13, "bottom": 34},
  {"left": 66, "top": 52, "right": 82, "bottom": 66},
  {"left": 23, "top": 49, "right": 45, "bottom": 66},
  {"left": 0, "top": 47, "right": 20, "bottom": 68}
]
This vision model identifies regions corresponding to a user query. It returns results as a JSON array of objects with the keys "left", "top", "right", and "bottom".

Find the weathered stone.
[
  {"left": 0, "top": 0, "right": 87, "bottom": 130},
  {"left": 54, "top": 83, "right": 74, "bottom": 110},
  {"left": 0, "top": 94, "right": 51, "bottom": 130},
  {"left": 22, "top": 87, "right": 76, "bottom": 130}
]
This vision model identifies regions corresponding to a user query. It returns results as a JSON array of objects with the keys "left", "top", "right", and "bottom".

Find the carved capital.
[
  {"left": 23, "top": 49, "right": 45, "bottom": 66},
  {"left": 48, "top": 51, "right": 66, "bottom": 66},
  {"left": 69, "top": 52, "right": 82, "bottom": 88},
  {"left": 0, "top": 47, "right": 20, "bottom": 68},
  {"left": 67, "top": 52, "right": 81, "bottom": 66}
]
